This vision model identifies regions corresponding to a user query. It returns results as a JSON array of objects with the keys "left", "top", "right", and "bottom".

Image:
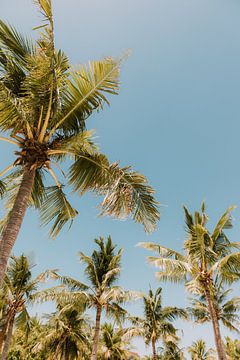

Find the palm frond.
[
  {"left": 138, "top": 242, "right": 186, "bottom": 261},
  {"left": 211, "top": 206, "right": 235, "bottom": 243},
  {"left": 69, "top": 153, "right": 159, "bottom": 232},
  {"left": 40, "top": 186, "right": 78, "bottom": 239},
  {"left": 49, "top": 57, "right": 121, "bottom": 137}
]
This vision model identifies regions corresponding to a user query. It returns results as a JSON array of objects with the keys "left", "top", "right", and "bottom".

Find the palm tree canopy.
[
  {"left": 188, "top": 281, "right": 240, "bottom": 333},
  {"left": 130, "top": 287, "right": 187, "bottom": 347},
  {"left": 188, "top": 339, "right": 215, "bottom": 360},
  {"left": 0, "top": 0, "right": 159, "bottom": 238},
  {"left": 139, "top": 204, "right": 240, "bottom": 293}
]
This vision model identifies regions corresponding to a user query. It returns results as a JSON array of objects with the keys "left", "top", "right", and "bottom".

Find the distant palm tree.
[
  {"left": 139, "top": 204, "right": 240, "bottom": 360},
  {"left": 8, "top": 317, "right": 46, "bottom": 360},
  {"left": 99, "top": 322, "right": 140, "bottom": 359},
  {"left": 188, "top": 339, "right": 215, "bottom": 360},
  {"left": 0, "top": 255, "right": 54, "bottom": 360},
  {"left": 35, "top": 300, "right": 91, "bottom": 359},
  {"left": 57, "top": 236, "right": 138, "bottom": 360},
  {"left": 130, "top": 287, "right": 187, "bottom": 360},
  {"left": 189, "top": 282, "right": 240, "bottom": 334},
  {"left": 158, "top": 337, "right": 185, "bottom": 360},
  {"left": 224, "top": 337, "right": 240, "bottom": 360},
  {"left": 0, "top": 0, "right": 159, "bottom": 284}
]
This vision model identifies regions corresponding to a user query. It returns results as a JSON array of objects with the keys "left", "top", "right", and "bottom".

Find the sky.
[{"left": 1, "top": 0, "right": 240, "bottom": 357}]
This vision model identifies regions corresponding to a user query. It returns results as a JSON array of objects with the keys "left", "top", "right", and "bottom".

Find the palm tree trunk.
[
  {"left": 205, "top": 288, "right": 227, "bottom": 360},
  {"left": 152, "top": 338, "right": 157, "bottom": 360},
  {"left": 0, "top": 319, "right": 8, "bottom": 353},
  {"left": 0, "top": 167, "right": 35, "bottom": 285},
  {"left": 1, "top": 315, "right": 14, "bottom": 360},
  {"left": 91, "top": 304, "right": 102, "bottom": 360}
]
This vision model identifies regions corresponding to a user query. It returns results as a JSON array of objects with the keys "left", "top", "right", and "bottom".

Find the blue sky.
[{"left": 1, "top": 0, "right": 240, "bottom": 357}]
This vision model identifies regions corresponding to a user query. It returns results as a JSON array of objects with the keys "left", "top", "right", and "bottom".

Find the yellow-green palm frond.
[
  {"left": 49, "top": 57, "right": 121, "bottom": 137},
  {"left": 69, "top": 154, "right": 159, "bottom": 232},
  {"left": 40, "top": 186, "right": 78, "bottom": 239},
  {"left": 148, "top": 257, "right": 189, "bottom": 283},
  {"left": 211, "top": 206, "right": 235, "bottom": 243},
  {"left": 138, "top": 242, "right": 186, "bottom": 261}
]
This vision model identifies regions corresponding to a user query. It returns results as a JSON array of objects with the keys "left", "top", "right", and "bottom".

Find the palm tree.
[
  {"left": 98, "top": 322, "right": 140, "bottom": 359},
  {"left": 0, "top": 0, "right": 159, "bottom": 284},
  {"left": 8, "top": 317, "right": 46, "bottom": 360},
  {"left": 224, "top": 337, "right": 240, "bottom": 360},
  {"left": 34, "top": 300, "right": 91, "bottom": 360},
  {"left": 0, "top": 254, "right": 54, "bottom": 360},
  {"left": 188, "top": 340, "right": 215, "bottom": 360},
  {"left": 139, "top": 204, "right": 240, "bottom": 360},
  {"left": 57, "top": 236, "right": 137, "bottom": 360},
  {"left": 158, "top": 337, "right": 185, "bottom": 360},
  {"left": 188, "top": 282, "right": 240, "bottom": 334},
  {"left": 130, "top": 287, "right": 187, "bottom": 360}
]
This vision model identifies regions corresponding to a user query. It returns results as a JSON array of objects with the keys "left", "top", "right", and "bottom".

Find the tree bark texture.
[
  {"left": 0, "top": 167, "right": 35, "bottom": 285},
  {"left": 91, "top": 304, "right": 102, "bottom": 360},
  {"left": 1, "top": 314, "right": 14, "bottom": 360}
]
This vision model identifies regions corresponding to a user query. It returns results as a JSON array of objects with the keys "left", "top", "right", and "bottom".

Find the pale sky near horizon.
[{"left": 1, "top": 0, "right": 240, "bottom": 357}]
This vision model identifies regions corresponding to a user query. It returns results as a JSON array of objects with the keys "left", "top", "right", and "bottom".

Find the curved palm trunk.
[
  {"left": 1, "top": 315, "right": 14, "bottom": 360},
  {"left": 91, "top": 304, "right": 102, "bottom": 360},
  {"left": 152, "top": 338, "right": 157, "bottom": 360},
  {"left": 0, "top": 167, "right": 35, "bottom": 286},
  {"left": 205, "top": 288, "right": 227, "bottom": 360}
]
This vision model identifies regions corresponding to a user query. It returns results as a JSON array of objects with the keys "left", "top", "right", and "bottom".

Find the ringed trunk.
[
  {"left": 91, "top": 304, "right": 102, "bottom": 360},
  {"left": 1, "top": 314, "right": 15, "bottom": 360},
  {"left": 0, "top": 167, "right": 36, "bottom": 285},
  {"left": 205, "top": 288, "right": 227, "bottom": 360},
  {"left": 152, "top": 337, "right": 157, "bottom": 360}
]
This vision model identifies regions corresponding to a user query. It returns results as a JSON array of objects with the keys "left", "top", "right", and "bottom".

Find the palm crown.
[
  {"left": 139, "top": 204, "right": 240, "bottom": 360},
  {"left": 0, "top": 0, "right": 159, "bottom": 284}
]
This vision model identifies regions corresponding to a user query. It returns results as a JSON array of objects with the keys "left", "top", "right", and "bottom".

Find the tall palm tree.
[
  {"left": 34, "top": 300, "right": 91, "bottom": 360},
  {"left": 139, "top": 204, "right": 240, "bottom": 360},
  {"left": 188, "top": 339, "right": 215, "bottom": 360},
  {"left": 0, "top": 0, "right": 159, "bottom": 284},
  {"left": 57, "top": 236, "right": 137, "bottom": 360},
  {"left": 98, "top": 322, "right": 140, "bottom": 359},
  {"left": 130, "top": 287, "right": 187, "bottom": 360},
  {"left": 0, "top": 254, "right": 54, "bottom": 360},
  {"left": 188, "top": 282, "right": 240, "bottom": 334}
]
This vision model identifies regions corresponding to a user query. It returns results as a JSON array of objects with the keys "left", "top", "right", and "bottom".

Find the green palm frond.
[
  {"left": 50, "top": 57, "right": 121, "bottom": 136},
  {"left": 0, "top": 20, "right": 34, "bottom": 61},
  {"left": 57, "top": 275, "right": 89, "bottom": 291},
  {"left": 0, "top": 179, "right": 6, "bottom": 198},
  {"left": 69, "top": 154, "right": 159, "bottom": 232},
  {"left": 0, "top": 82, "right": 23, "bottom": 130},
  {"left": 214, "top": 252, "right": 240, "bottom": 283},
  {"left": 40, "top": 185, "right": 78, "bottom": 239},
  {"left": 211, "top": 206, "right": 235, "bottom": 243}
]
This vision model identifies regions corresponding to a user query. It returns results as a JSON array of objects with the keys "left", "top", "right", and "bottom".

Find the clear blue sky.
[{"left": 1, "top": 0, "right": 240, "bottom": 357}]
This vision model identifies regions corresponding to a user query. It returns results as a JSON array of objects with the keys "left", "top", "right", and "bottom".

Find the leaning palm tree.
[
  {"left": 0, "top": 0, "right": 159, "bottom": 284},
  {"left": 188, "top": 282, "right": 240, "bottom": 335},
  {"left": 188, "top": 339, "right": 215, "bottom": 360},
  {"left": 130, "top": 287, "right": 187, "bottom": 360},
  {"left": 34, "top": 300, "right": 91, "bottom": 360},
  {"left": 139, "top": 204, "right": 240, "bottom": 360},
  {"left": 98, "top": 322, "right": 140, "bottom": 359},
  {"left": 0, "top": 254, "right": 55, "bottom": 360},
  {"left": 57, "top": 236, "right": 138, "bottom": 360}
]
